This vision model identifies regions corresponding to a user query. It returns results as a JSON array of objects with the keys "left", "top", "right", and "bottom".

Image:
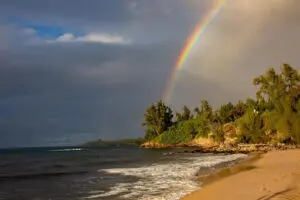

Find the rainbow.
[{"left": 163, "top": 0, "right": 226, "bottom": 103}]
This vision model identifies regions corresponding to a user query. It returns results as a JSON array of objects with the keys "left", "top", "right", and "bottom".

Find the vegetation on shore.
[
  {"left": 84, "top": 138, "right": 145, "bottom": 147},
  {"left": 142, "top": 64, "right": 300, "bottom": 147}
]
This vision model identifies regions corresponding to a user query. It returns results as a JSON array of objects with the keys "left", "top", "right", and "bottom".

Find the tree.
[
  {"left": 253, "top": 64, "right": 300, "bottom": 104},
  {"left": 253, "top": 64, "right": 300, "bottom": 143},
  {"left": 217, "top": 102, "right": 235, "bottom": 124},
  {"left": 232, "top": 100, "right": 247, "bottom": 120},
  {"left": 141, "top": 63, "right": 300, "bottom": 145},
  {"left": 210, "top": 122, "right": 225, "bottom": 143},
  {"left": 195, "top": 100, "right": 213, "bottom": 120},
  {"left": 142, "top": 100, "right": 173, "bottom": 139},
  {"left": 237, "top": 107, "right": 266, "bottom": 143},
  {"left": 193, "top": 100, "right": 214, "bottom": 137},
  {"left": 155, "top": 123, "right": 194, "bottom": 144},
  {"left": 176, "top": 105, "right": 193, "bottom": 122},
  {"left": 194, "top": 107, "right": 200, "bottom": 116},
  {"left": 200, "top": 100, "right": 213, "bottom": 114}
]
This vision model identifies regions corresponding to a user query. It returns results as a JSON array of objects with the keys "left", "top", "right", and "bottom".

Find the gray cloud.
[
  {"left": 169, "top": 0, "right": 300, "bottom": 107},
  {"left": 1, "top": 0, "right": 133, "bottom": 25},
  {"left": 0, "top": 41, "right": 180, "bottom": 147},
  {"left": 0, "top": 0, "right": 299, "bottom": 147},
  {"left": 0, "top": 0, "right": 211, "bottom": 44}
]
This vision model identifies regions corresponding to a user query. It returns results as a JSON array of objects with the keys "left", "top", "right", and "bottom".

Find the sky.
[{"left": 0, "top": 0, "right": 300, "bottom": 147}]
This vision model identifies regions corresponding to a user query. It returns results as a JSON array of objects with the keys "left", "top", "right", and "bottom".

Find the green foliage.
[
  {"left": 193, "top": 100, "right": 214, "bottom": 138},
  {"left": 181, "top": 119, "right": 199, "bottom": 138},
  {"left": 142, "top": 64, "right": 300, "bottom": 145},
  {"left": 237, "top": 102, "right": 267, "bottom": 143},
  {"left": 290, "top": 109, "right": 300, "bottom": 144},
  {"left": 216, "top": 102, "right": 235, "bottom": 124},
  {"left": 142, "top": 100, "right": 173, "bottom": 140},
  {"left": 144, "top": 129, "right": 156, "bottom": 140},
  {"left": 200, "top": 100, "right": 213, "bottom": 118},
  {"left": 254, "top": 64, "right": 300, "bottom": 143},
  {"left": 209, "top": 122, "right": 225, "bottom": 143},
  {"left": 176, "top": 105, "right": 193, "bottom": 122},
  {"left": 232, "top": 101, "right": 247, "bottom": 121},
  {"left": 155, "top": 122, "right": 193, "bottom": 144},
  {"left": 264, "top": 95, "right": 300, "bottom": 143},
  {"left": 195, "top": 115, "right": 211, "bottom": 138},
  {"left": 84, "top": 138, "right": 145, "bottom": 146}
]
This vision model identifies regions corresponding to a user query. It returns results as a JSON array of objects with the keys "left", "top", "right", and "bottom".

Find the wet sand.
[{"left": 182, "top": 149, "right": 300, "bottom": 200}]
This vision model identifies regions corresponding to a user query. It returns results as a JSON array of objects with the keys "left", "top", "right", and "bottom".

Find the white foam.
[
  {"left": 88, "top": 190, "right": 105, "bottom": 194},
  {"left": 49, "top": 148, "right": 84, "bottom": 152},
  {"left": 85, "top": 154, "right": 247, "bottom": 200}
]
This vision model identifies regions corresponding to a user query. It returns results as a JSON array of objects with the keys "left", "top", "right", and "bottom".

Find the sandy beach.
[{"left": 182, "top": 149, "right": 300, "bottom": 200}]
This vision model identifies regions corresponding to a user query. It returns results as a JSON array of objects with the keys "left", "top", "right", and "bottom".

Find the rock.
[
  {"left": 141, "top": 140, "right": 299, "bottom": 153},
  {"left": 223, "top": 123, "right": 237, "bottom": 137},
  {"left": 140, "top": 141, "right": 170, "bottom": 148},
  {"left": 192, "top": 137, "right": 218, "bottom": 148},
  {"left": 222, "top": 123, "right": 239, "bottom": 146}
]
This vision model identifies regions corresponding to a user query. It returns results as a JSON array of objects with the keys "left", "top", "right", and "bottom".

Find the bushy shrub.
[
  {"left": 237, "top": 109, "right": 267, "bottom": 143},
  {"left": 262, "top": 97, "right": 300, "bottom": 144},
  {"left": 290, "top": 112, "right": 300, "bottom": 143},
  {"left": 195, "top": 117, "right": 211, "bottom": 138},
  {"left": 209, "top": 122, "right": 225, "bottom": 143},
  {"left": 217, "top": 103, "right": 235, "bottom": 124},
  {"left": 181, "top": 120, "right": 198, "bottom": 138},
  {"left": 155, "top": 125, "right": 193, "bottom": 144}
]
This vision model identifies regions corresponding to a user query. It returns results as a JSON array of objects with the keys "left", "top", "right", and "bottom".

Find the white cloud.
[
  {"left": 78, "top": 33, "right": 127, "bottom": 43},
  {"left": 48, "top": 32, "right": 130, "bottom": 44},
  {"left": 56, "top": 33, "right": 75, "bottom": 42}
]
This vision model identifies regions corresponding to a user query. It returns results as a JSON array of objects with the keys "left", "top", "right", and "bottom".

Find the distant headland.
[{"left": 83, "top": 138, "right": 144, "bottom": 147}]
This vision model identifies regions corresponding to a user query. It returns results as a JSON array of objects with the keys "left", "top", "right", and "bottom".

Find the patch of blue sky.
[{"left": 7, "top": 17, "right": 84, "bottom": 39}]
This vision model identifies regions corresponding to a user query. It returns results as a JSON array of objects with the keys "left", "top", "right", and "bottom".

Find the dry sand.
[{"left": 181, "top": 149, "right": 300, "bottom": 200}]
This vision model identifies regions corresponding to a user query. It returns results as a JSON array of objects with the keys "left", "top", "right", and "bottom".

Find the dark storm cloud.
[
  {"left": 0, "top": 42, "right": 180, "bottom": 147},
  {"left": 0, "top": 0, "right": 210, "bottom": 43},
  {"left": 0, "top": 0, "right": 204, "bottom": 147},
  {"left": 1, "top": 0, "right": 300, "bottom": 147},
  {"left": 0, "top": 0, "right": 195, "bottom": 147},
  {"left": 1, "top": 0, "right": 133, "bottom": 25}
]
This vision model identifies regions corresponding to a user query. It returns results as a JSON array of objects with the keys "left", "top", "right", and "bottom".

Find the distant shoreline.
[{"left": 83, "top": 138, "right": 144, "bottom": 147}]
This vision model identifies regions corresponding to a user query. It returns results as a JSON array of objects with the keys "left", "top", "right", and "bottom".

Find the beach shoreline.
[
  {"left": 181, "top": 149, "right": 300, "bottom": 200},
  {"left": 196, "top": 151, "right": 262, "bottom": 187}
]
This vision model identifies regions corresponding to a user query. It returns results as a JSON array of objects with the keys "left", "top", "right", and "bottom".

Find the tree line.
[{"left": 142, "top": 64, "right": 300, "bottom": 145}]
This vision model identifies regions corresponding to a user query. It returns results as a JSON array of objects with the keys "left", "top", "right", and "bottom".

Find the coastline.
[
  {"left": 196, "top": 152, "right": 262, "bottom": 186},
  {"left": 175, "top": 152, "right": 260, "bottom": 199},
  {"left": 141, "top": 142, "right": 298, "bottom": 154},
  {"left": 181, "top": 149, "right": 300, "bottom": 200}
]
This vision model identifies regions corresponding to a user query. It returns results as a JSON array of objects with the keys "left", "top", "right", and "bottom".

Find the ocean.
[{"left": 0, "top": 146, "right": 247, "bottom": 200}]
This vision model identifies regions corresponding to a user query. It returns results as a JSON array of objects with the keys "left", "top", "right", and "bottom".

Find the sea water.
[{"left": 0, "top": 146, "right": 247, "bottom": 200}]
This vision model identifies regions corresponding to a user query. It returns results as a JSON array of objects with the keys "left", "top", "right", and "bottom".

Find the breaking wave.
[
  {"left": 49, "top": 148, "right": 84, "bottom": 152},
  {"left": 85, "top": 153, "right": 247, "bottom": 200}
]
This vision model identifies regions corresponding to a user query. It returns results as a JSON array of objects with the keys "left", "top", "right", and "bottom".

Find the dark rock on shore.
[{"left": 155, "top": 143, "right": 299, "bottom": 156}]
